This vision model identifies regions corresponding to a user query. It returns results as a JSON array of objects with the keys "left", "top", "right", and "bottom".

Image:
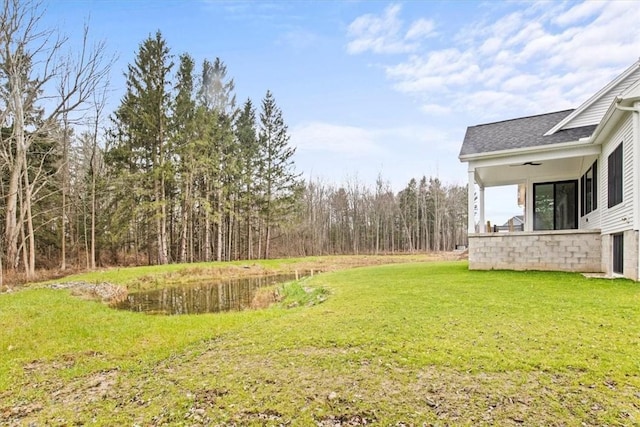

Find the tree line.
[
  {"left": 276, "top": 176, "right": 467, "bottom": 258},
  {"left": 0, "top": 1, "right": 467, "bottom": 284}
]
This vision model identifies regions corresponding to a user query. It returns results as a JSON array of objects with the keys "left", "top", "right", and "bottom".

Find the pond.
[{"left": 111, "top": 273, "right": 304, "bottom": 315}]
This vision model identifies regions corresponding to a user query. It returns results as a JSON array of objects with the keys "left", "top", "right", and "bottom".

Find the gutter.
[{"left": 614, "top": 102, "right": 640, "bottom": 113}]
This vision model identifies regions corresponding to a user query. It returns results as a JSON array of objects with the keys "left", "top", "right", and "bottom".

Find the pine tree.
[
  {"left": 172, "top": 53, "right": 196, "bottom": 263},
  {"left": 195, "top": 58, "right": 236, "bottom": 261},
  {"left": 257, "top": 90, "right": 301, "bottom": 259},
  {"left": 235, "top": 98, "right": 259, "bottom": 259},
  {"left": 110, "top": 30, "right": 174, "bottom": 264}
]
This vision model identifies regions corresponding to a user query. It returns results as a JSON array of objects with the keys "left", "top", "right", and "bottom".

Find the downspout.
[
  {"left": 614, "top": 100, "right": 640, "bottom": 229},
  {"left": 614, "top": 100, "right": 640, "bottom": 279}
]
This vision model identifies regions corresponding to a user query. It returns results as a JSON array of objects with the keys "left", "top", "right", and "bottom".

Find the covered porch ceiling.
[{"left": 468, "top": 143, "right": 601, "bottom": 188}]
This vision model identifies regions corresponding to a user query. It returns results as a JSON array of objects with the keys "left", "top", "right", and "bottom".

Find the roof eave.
[{"left": 459, "top": 138, "right": 592, "bottom": 163}]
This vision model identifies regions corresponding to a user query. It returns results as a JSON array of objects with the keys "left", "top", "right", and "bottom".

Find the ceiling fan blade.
[{"left": 509, "top": 161, "right": 542, "bottom": 167}]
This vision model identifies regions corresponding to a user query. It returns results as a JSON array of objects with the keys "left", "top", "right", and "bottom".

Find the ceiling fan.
[{"left": 510, "top": 161, "right": 542, "bottom": 167}]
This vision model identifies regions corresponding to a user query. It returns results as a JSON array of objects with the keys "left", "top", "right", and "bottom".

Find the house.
[
  {"left": 504, "top": 215, "right": 524, "bottom": 228},
  {"left": 459, "top": 60, "right": 640, "bottom": 280}
]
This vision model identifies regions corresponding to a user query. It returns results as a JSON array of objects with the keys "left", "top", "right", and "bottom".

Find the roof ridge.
[{"left": 470, "top": 109, "right": 574, "bottom": 128}]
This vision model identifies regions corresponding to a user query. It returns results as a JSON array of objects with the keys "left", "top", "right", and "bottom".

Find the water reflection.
[{"left": 112, "top": 273, "right": 300, "bottom": 315}]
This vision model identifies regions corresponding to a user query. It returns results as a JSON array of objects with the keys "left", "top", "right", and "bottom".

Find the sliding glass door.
[{"left": 534, "top": 180, "right": 578, "bottom": 230}]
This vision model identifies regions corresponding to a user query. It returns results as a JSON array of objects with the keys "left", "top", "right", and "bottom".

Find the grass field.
[{"left": 1, "top": 259, "right": 639, "bottom": 425}]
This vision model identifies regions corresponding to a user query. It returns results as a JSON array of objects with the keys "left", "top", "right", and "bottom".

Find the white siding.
[
  {"left": 580, "top": 208, "right": 601, "bottom": 230},
  {"left": 600, "top": 115, "right": 634, "bottom": 234},
  {"left": 563, "top": 67, "right": 640, "bottom": 130}
]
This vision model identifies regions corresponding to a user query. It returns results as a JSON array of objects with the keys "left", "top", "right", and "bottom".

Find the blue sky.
[{"left": 45, "top": 0, "right": 640, "bottom": 224}]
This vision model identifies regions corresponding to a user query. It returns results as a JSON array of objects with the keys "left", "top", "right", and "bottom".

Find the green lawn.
[{"left": 1, "top": 260, "right": 639, "bottom": 425}]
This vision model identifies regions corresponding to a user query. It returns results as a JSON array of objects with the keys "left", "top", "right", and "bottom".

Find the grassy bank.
[
  {"left": 36, "top": 254, "right": 447, "bottom": 291},
  {"left": 1, "top": 260, "right": 639, "bottom": 425}
]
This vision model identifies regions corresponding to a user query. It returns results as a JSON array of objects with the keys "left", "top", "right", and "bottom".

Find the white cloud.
[
  {"left": 405, "top": 18, "right": 436, "bottom": 40},
  {"left": 478, "top": 37, "right": 502, "bottom": 55},
  {"left": 346, "top": 4, "right": 435, "bottom": 54},
  {"left": 386, "top": 49, "right": 479, "bottom": 93},
  {"left": 291, "top": 122, "right": 385, "bottom": 156},
  {"left": 346, "top": 4, "right": 408, "bottom": 54},
  {"left": 465, "top": 90, "right": 537, "bottom": 119},
  {"left": 357, "top": 0, "right": 640, "bottom": 117},
  {"left": 501, "top": 74, "right": 542, "bottom": 93},
  {"left": 553, "top": 1, "right": 606, "bottom": 26},
  {"left": 420, "top": 103, "right": 451, "bottom": 115},
  {"left": 291, "top": 122, "right": 455, "bottom": 157},
  {"left": 291, "top": 121, "right": 465, "bottom": 190}
]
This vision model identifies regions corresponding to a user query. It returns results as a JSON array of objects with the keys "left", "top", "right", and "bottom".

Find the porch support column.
[
  {"left": 525, "top": 179, "right": 533, "bottom": 232},
  {"left": 467, "top": 169, "right": 476, "bottom": 234},
  {"left": 479, "top": 185, "right": 485, "bottom": 232}
]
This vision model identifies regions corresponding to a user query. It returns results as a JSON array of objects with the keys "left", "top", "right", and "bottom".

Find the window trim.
[
  {"left": 608, "top": 143, "right": 623, "bottom": 208},
  {"left": 580, "top": 160, "right": 597, "bottom": 217}
]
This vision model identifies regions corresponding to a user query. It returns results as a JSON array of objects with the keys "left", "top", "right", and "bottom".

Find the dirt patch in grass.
[
  {"left": 2, "top": 357, "right": 119, "bottom": 425},
  {"left": 51, "top": 370, "right": 120, "bottom": 406},
  {"left": 315, "top": 413, "right": 377, "bottom": 426},
  {"left": 47, "top": 281, "right": 128, "bottom": 303}
]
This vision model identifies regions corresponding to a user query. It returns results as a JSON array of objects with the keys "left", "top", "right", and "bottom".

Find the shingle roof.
[{"left": 459, "top": 109, "right": 597, "bottom": 157}]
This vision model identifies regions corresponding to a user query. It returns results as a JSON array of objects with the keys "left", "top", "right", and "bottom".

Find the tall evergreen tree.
[
  {"left": 257, "top": 90, "right": 301, "bottom": 259},
  {"left": 195, "top": 58, "right": 236, "bottom": 261},
  {"left": 172, "top": 53, "right": 196, "bottom": 263},
  {"left": 110, "top": 30, "right": 174, "bottom": 264},
  {"left": 235, "top": 98, "right": 259, "bottom": 259}
]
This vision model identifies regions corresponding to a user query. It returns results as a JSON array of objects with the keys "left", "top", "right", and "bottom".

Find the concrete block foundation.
[{"left": 468, "top": 230, "right": 602, "bottom": 273}]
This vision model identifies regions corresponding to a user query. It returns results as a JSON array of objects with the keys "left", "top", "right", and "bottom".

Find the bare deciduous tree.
[{"left": 0, "top": 0, "right": 112, "bottom": 278}]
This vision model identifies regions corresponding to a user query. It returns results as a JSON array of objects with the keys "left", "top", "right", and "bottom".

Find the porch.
[{"left": 468, "top": 229, "right": 602, "bottom": 272}]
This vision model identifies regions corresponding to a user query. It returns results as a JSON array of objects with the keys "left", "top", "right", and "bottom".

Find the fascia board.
[
  {"left": 621, "top": 79, "right": 640, "bottom": 99},
  {"left": 589, "top": 98, "right": 622, "bottom": 144}
]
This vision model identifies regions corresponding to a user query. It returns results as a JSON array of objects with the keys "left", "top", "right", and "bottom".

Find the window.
[
  {"left": 608, "top": 143, "right": 623, "bottom": 208},
  {"left": 580, "top": 160, "right": 597, "bottom": 216},
  {"left": 534, "top": 180, "right": 578, "bottom": 230}
]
